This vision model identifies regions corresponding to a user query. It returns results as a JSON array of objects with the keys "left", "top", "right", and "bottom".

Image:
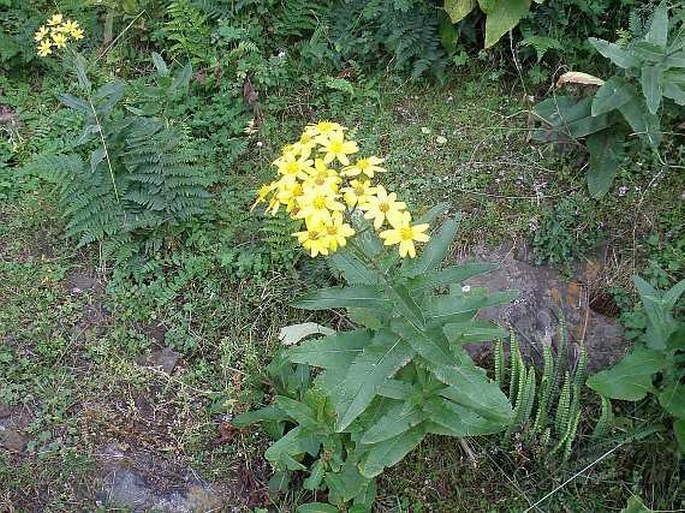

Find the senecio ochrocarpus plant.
[{"left": 235, "top": 122, "right": 518, "bottom": 512}]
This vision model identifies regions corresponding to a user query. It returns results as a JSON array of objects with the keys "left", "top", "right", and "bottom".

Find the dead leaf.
[{"left": 556, "top": 72, "right": 605, "bottom": 88}]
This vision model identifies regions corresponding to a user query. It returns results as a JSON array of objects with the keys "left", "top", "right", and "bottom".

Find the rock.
[
  {"left": 0, "top": 429, "right": 27, "bottom": 452},
  {"left": 462, "top": 242, "right": 628, "bottom": 372},
  {"left": 141, "top": 346, "right": 181, "bottom": 374}
]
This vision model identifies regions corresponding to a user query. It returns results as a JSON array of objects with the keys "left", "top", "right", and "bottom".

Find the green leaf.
[
  {"left": 295, "top": 286, "right": 392, "bottom": 311},
  {"left": 423, "top": 396, "right": 507, "bottom": 436},
  {"left": 274, "top": 396, "right": 319, "bottom": 428},
  {"left": 618, "top": 97, "right": 661, "bottom": 147},
  {"left": 407, "top": 262, "right": 498, "bottom": 292},
  {"left": 303, "top": 460, "right": 325, "bottom": 491},
  {"left": 587, "top": 347, "right": 667, "bottom": 400},
  {"left": 586, "top": 129, "right": 625, "bottom": 198},
  {"left": 644, "top": 4, "right": 668, "bottom": 49},
  {"left": 435, "top": 366, "right": 513, "bottom": 423},
  {"left": 297, "top": 503, "right": 340, "bottom": 513},
  {"left": 264, "top": 427, "right": 307, "bottom": 471},
  {"left": 232, "top": 405, "right": 288, "bottom": 427},
  {"left": 633, "top": 276, "right": 681, "bottom": 350},
  {"left": 151, "top": 52, "right": 169, "bottom": 76},
  {"left": 359, "top": 425, "right": 426, "bottom": 478},
  {"left": 658, "top": 383, "right": 685, "bottom": 418},
  {"left": 425, "top": 288, "right": 518, "bottom": 324},
  {"left": 479, "top": 0, "right": 532, "bottom": 49},
  {"left": 589, "top": 38, "right": 641, "bottom": 69},
  {"left": 325, "top": 459, "right": 368, "bottom": 504},
  {"left": 361, "top": 401, "right": 424, "bottom": 444},
  {"left": 58, "top": 94, "right": 91, "bottom": 114},
  {"left": 390, "top": 318, "right": 458, "bottom": 367},
  {"left": 663, "top": 279, "right": 685, "bottom": 309},
  {"left": 279, "top": 322, "right": 336, "bottom": 346},
  {"left": 592, "top": 77, "right": 634, "bottom": 116},
  {"left": 674, "top": 419, "right": 685, "bottom": 455},
  {"left": 377, "top": 379, "right": 415, "bottom": 400},
  {"left": 663, "top": 76, "right": 685, "bottom": 105},
  {"left": 402, "top": 218, "right": 458, "bottom": 278},
  {"left": 620, "top": 496, "right": 652, "bottom": 513},
  {"left": 329, "top": 331, "right": 415, "bottom": 431},
  {"left": 288, "top": 330, "right": 372, "bottom": 369},
  {"left": 388, "top": 283, "right": 425, "bottom": 325},
  {"left": 443, "top": 320, "right": 507, "bottom": 344},
  {"left": 444, "top": 0, "right": 476, "bottom": 23},
  {"left": 329, "top": 248, "right": 381, "bottom": 285},
  {"left": 633, "top": 41, "right": 667, "bottom": 62},
  {"left": 640, "top": 65, "right": 663, "bottom": 114}
]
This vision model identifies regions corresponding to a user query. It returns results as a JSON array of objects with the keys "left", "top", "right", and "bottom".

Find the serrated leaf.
[
  {"left": 151, "top": 51, "right": 169, "bottom": 76},
  {"left": 620, "top": 496, "right": 652, "bottom": 513},
  {"left": 587, "top": 347, "right": 666, "bottom": 400},
  {"left": 90, "top": 148, "right": 106, "bottom": 174},
  {"left": 274, "top": 396, "right": 319, "bottom": 428},
  {"left": 590, "top": 38, "right": 641, "bottom": 69},
  {"left": 377, "top": 379, "right": 415, "bottom": 400},
  {"left": 288, "top": 330, "right": 372, "bottom": 369},
  {"left": 303, "top": 459, "right": 325, "bottom": 491},
  {"left": 641, "top": 65, "right": 663, "bottom": 114},
  {"left": 586, "top": 129, "right": 625, "bottom": 198},
  {"left": 361, "top": 401, "right": 424, "bottom": 444},
  {"left": 232, "top": 405, "right": 288, "bottom": 427},
  {"left": 329, "top": 248, "right": 381, "bottom": 285},
  {"left": 444, "top": 0, "right": 476, "bottom": 23},
  {"left": 295, "top": 285, "right": 392, "bottom": 311},
  {"left": 423, "top": 396, "right": 506, "bottom": 435},
  {"left": 663, "top": 77, "right": 685, "bottom": 105},
  {"left": 325, "top": 458, "right": 368, "bottom": 503},
  {"left": 618, "top": 97, "right": 661, "bottom": 147},
  {"left": 592, "top": 77, "right": 634, "bottom": 116},
  {"left": 58, "top": 93, "right": 91, "bottom": 113},
  {"left": 633, "top": 41, "right": 667, "bottom": 62},
  {"left": 480, "top": 0, "right": 532, "bottom": 49},
  {"left": 264, "top": 427, "right": 307, "bottom": 470},
  {"left": 329, "top": 331, "right": 415, "bottom": 431},
  {"left": 644, "top": 4, "right": 668, "bottom": 49},
  {"left": 402, "top": 218, "right": 459, "bottom": 277},
  {"left": 633, "top": 276, "right": 682, "bottom": 350},
  {"left": 425, "top": 288, "right": 518, "bottom": 324},
  {"left": 359, "top": 425, "right": 426, "bottom": 478}
]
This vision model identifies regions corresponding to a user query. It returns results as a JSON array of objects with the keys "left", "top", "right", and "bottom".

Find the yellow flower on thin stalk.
[
  {"left": 37, "top": 39, "right": 53, "bottom": 57},
  {"left": 379, "top": 211, "right": 430, "bottom": 259},
  {"left": 277, "top": 181, "right": 305, "bottom": 213},
  {"left": 274, "top": 152, "right": 314, "bottom": 181},
  {"left": 342, "top": 156, "right": 386, "bottom": 178},
  {"left": 61, "top": 19, "right": 80, "bottom": 36},
  {"left": 302, "top": 159, "right": 341, "bottom": 195},
  {"left": 305, "top": 120, "right": 344, "bottom": 139},
  {"left": 47, "top": 14, "right": 63, "bottom": 26},
  {"left": 341, "top": 178, "right": 377, "bottom": 208},
  {"left": 34, "top": 26, "right": 49, "bottom": 42},
  {"left": 52, "top": 32, "right": 68, "bottom": 49},
  {"left": 70, "top": 27, "right": 85, "bottom": 40},
  {"left": 319, "top": 131, "right": 359, "bottom": 166},
  {"left": 360, "top": 184, "right": 407, "bottom": 229},
  {"left": 293, "top": 224, "right": 331, "bottom": 258},
  {"left": 323, "top": 212, "right": 355, "bottom": 252}
]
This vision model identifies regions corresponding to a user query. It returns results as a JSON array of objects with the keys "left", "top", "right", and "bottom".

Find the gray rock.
[
  {"left": 141, "top": 346, "right": 181, "bottom": 374},
  {"left": 462, "top": 242, "right": 628, "bottom": 372},
  {"left": 0, "top": 428, "right": 27, "bottom": 452}
]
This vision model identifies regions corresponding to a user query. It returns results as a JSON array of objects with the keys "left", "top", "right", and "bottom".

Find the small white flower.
[
  {"left": 461, "top": 285, "right": 471, "bottom": 293},
  {"left": 256, "top": 141, "right": 263, "bottom": 148},
  {"left": 421, "top": 126, "right": 431, "bottom": 134},
  {"left": 436, "top": 135, "right": 447, "bottom": 145}
]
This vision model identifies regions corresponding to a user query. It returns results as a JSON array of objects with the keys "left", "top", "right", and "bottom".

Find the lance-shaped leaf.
[
  {"left": 586, "top": 129, "right": 625, "bottom": 198},
  {"left": 443, "top": 320, "right": 507, "bottom": 344},
  {"left": 390, "top": 317, "right": 458, "bottom": 367},
  {"left": 640, "top": 65, "right": 663, "bottom": 115},
  {"left": 402, "top": 218, "right": 459, "bottom": 277},
  {"left": 325, "top": 458, "right": 369, "bottom": 504},
  {"left": 407, "top": 262, "right": 498, "bottom": 292},
  {"left": 329, "top": 248, "right": 382, "bottom": 285},
  {"left": 288, "top": 329, "right": 372, "bottom": 369},
  {"left": 658, "top": 383, "right": 685, "bottom": 419},
  {"left": 434, "top": 365, "right": 513, "bottom": 423},
  {"left": 361, "top": 401, "right": 424, "bottom": 444},
  {"left": 587, "top": 347, "right": 666, "bottom": 400},
  {"left": 644, "top": 3, "right": 668, "bottom": 48},
  {"left": 265, "top": 426, "right": 308, "bottom": 470},
  {"left": 273, "top": 396, "right": 320, "bottom": 429},
  {"left": 295, "top": 285, "right": 392, "bottom": 311},
  {"left": 590, "top": 38, "right": 641, "bottom": 69},
  {"left": 359, "top": 425, "right": 426, "bottom": 478},
  {"left": 425, "top": 288, "right": 518, "bottom": 324},
  {"left": 326, "top": 331, "right": 415, "bottom": 432},
  {"left": 633, "top": 276, "right": 684, "bottom": 350},
  {"left": 232, "top": 405, "right": 289, "bottom": 427},
  {"left": 592, "top": 77, "right": 634, "bottom": 116},
  {"left": 423, "top": 396, "right": 507, "bottom": 436},
  {"left": 618, "top": 96, "right": 661, "bottom": 147},
  {"left": 297, "top": 503, "right": 340, "bottom": 513},
  {"left": 445, "top": 0, "right": 476, "bottom": 23}
]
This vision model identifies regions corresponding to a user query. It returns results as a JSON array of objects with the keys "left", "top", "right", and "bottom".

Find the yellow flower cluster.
[
  {"left": 254, "top": 122, "right": 430, "bottom": 258},
  {"left": 35, "top": 14, "right": 84, "bottom": 57}
]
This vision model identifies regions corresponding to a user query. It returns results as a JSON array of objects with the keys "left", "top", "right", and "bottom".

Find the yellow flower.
[
  {"left": 302, "top": 159, "right": 341, "bottom": 195},
  {"left": 305, "top": 120, "right": 344, "bottom": 138},
  {"left": 291, "top": 132, "right": 316, "bottom": 159},
  {"left": 61, "top": 19, "right": 79, "bottom": 34},
  {"left": 34, "top": 26, "right": 49, "bottom": 42},
  {"left": 277, "top": 181, "right": 304, "bottom": 213},
  {"left": 52, "top": 32, "right": 68, "bottom": 49},
  {"left": 70, "top": 27, "right": 85, "bottom": 40},
  {"left": 360, "top": 185, "right": 406, "bottom": 230},
  {"left": 341, "top": 178, "right": 377, "bottom": 208},
  {"left": 47, "top": 14, "right": 64, "bottom": 26},
  {"left": 274, "top": 152, "right": 314, "bottom": 181},
  {"left": 379, "top": 211, "right": 430, "bottom": 259},
  {"left": 296, "top": 189, "right": 345, "bottom": 227},
  {"left": 342, "top": 156, "right": 386, "bottom": 178},
  {"left": 323, "top": 213, "right": 355, "bottom": 252},
  {"left": 293, "top": 224, "right": 331, "bottom": 258},
  {"left": 251, "top": 181, "right": 278, "bottom": 211},
  {"left": 318, "top": 131, "right": 359, "bottom": 166},
  {"left": 37, "top": 39, "right": 53, "bottom": 57}
]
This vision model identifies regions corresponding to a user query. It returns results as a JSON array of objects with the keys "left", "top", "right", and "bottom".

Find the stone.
[
  {"left": 142, "top": 346, "right": 181, "bottom": 374},
  {"left": 0, "top": 428, "right": 27, "bottom": 452},
  {"left": 461, "top": 242, "right": 628, "bottom": 372}
]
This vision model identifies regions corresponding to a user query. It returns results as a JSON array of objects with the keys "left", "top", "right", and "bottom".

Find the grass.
[{"left": 1, "top": 63, "right": 684, "bottom": 512}]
